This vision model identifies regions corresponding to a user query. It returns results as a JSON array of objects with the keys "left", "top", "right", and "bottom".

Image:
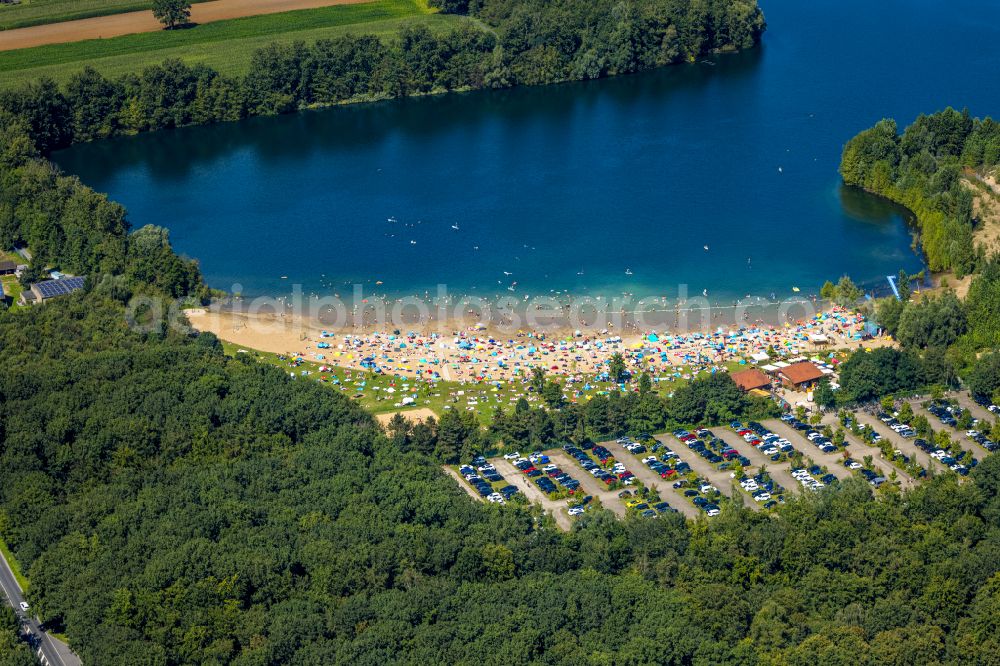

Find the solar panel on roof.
[{"left": 32, "top": 277, "right": 85, "bottom": 300}]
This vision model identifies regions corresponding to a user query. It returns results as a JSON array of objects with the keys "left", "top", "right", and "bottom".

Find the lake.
[{"left": 52, "top": 0, "right": 1000, "bottom": 303}]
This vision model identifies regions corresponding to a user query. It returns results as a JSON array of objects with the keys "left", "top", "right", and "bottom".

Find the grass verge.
[
  {"left": 0, "top": 0, "right": 463, "bottom": 88},
  {"left": 0, "top": 535, "right": 29, "bottom": 592}
]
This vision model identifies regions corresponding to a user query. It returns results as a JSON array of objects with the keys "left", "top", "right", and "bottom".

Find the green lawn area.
[
  {"left": 0, "top": 0, "right": 466, "bottom": 89},
  {"left": 222, "top": 340, "right": 528, "bottom": 425},
  {"left": 0, "top": 0, "right": 211, "bottom": 31},
  {"left": 0, "top": 535, "right": 28, "bottom": 592},
  {"left": 220, "top": 339, "right": 730, "bottom": 427}
]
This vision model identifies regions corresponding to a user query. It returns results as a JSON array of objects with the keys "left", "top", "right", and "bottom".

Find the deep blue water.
[{"left": 52, "top": 0, "right": 1000, "bottom": 301}]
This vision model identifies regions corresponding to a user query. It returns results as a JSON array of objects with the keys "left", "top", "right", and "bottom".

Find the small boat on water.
[{"left": 625, "top": 269, "right": 633, "bottom": 276}]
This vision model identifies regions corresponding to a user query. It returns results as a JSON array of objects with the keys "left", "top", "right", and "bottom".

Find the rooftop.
[
  {"left": 730, "top": 367, "right": 771, "bottom": 392},
  {"left": 779, "top": 361, "right": 825, "bottom": 385}
]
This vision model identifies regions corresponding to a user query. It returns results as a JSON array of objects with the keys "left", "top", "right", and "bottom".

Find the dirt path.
[
  {"left": 712, "top": 429, "right": 801, "bottom": 495},
  {"left": 443, "top": 466, "right": 485, "bottom": 503},
  {"left": 0, "top": 0, "right": 371, "bottom": 52},
  {"left": 491, "top": 458, "right": 571, "bottom": 530},
  {"left": 374, "top": 407, "right": 436, "bottom": 426}
]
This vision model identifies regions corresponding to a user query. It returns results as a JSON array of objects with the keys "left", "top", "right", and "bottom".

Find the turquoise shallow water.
[{"left": 52, "top": 0, "right": 1000, "bottom": 301}]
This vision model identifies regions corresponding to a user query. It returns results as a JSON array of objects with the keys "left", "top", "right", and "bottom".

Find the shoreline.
[{"left": 185, "top": 300, "right": 888, "bottom": 384}]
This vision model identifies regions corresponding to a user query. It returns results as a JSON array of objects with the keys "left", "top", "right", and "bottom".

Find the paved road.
[
  {"left": 852, "top": 411, "right": 941, "bottom": 473},
  {"left": 0, "top": 549, "right": 81, "bottom": 666},
  {"left": 660, "top": 435, "right": 760, "bottom": 511},
  {"left": 491, "top": 459, "right": 572, "bottom": 530},
  {"left": 820, "top": 415, "right": 916, "bottom": 489},
  {"left": 598, "top": 442, "right": 699, "bottom": 519},
  {"left": 762, "top": 420, "right": 852, "bottom": 480},
  {"left": 547, "top": 452, "right": 626, "bottom": 517},
  {"left": 712, "top": 429, "right": 801, "bottom": 495}
]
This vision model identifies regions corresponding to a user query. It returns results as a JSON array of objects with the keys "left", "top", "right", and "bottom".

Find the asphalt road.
[{"left": 0, "top": 550, "right": 80, "bottom": 666}]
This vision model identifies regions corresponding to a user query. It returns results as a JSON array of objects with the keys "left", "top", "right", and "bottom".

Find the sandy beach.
[{"left": 186, "top": 301, "right": 887, "bottom": 386}]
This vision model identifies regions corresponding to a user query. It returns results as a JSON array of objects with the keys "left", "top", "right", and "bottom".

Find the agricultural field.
[
  {"left": 0, "top": 0, "right": 211, "bottom": 31},
  {"left": 0, "top": 0, "right": 466, "bottom": 88}
]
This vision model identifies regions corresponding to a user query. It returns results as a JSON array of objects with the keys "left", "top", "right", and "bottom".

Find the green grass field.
[
  {"left": 0, "top": 0, "right": 211, "bottom": 31},
  {"left": 0, "top": 0, "right": 466, "bottom": 89},
  {"left": 220, "top": 340, "right": 726, "bottom": 426}
]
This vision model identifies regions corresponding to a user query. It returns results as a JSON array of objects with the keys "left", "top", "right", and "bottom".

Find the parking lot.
[
  {"left": 762, "top": 419, "right": 852, "bottom": 481},
  {"left": 711, "top": 429, "right": 802, "bottom": 495},
  {"left": 597, "top": 442, "right": 700, "bottom": 518},
  {"left": 444, "top": 390, "right": 998, "bottom": 524},
  {"left": 909, "top": 401, "right": 993, "bottom": 460},
  {"left": 547, "top": 451, "right": 627, "bottom": 517},
  {"left": 659, "top": 434, "right": 762, "bottom": 510},
  {"left": 852, "top": 411, "right": 940, "bottom": 472},
  {"left": 491, "top": 458, "right": 572, "bottom": 530},
  {"left": 820, "top": 414, "right": 916, "bottom": 489}
]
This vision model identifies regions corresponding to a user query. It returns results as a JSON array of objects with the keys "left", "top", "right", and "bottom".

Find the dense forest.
[
  {"left": 6, "top": 8, "right": 1000, "bottom": 662},
  {"left": 0, "top": 0, "right": 765, "bottom": 153},
  {"left": 3, "top": 297, "right": 1000, "bottom": 664},
  {"left": 840, "top": 108, "right": 1000, "bottom": 276}
]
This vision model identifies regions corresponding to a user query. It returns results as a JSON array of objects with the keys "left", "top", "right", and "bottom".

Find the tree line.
[
  {"left": 840, "top": 107, "right": 1000, "bottom": 276},
  {"left": 390, "top": 369, "right": 780, "bottom": 464},
  {"left": 0, "top": 0, "right": 766, "bottom": 154}
]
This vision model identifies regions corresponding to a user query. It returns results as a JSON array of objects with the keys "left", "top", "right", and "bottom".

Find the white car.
[
  {"left": 967, "top": 430, "right": 980, "bottom": 438},
  {"left": 19, "top": 602, "right": 28, "bottom": 612},
  {"left": 542, "top": 464, "right": 558, "bottom": 472},
  {"left": 706, "top": 508, "right": 721, "bottom": 517},
  {"left": 503, "top": 452, "right": 521, "bottom": 460},
  {"left": 848, "top": 461, "right": 862, "bottom": 470},
  {"left": 753, "top": 492, "right": 771, "bottom": 502},
  {"left": 568, "top": 506, "right": 585, "bottom": 516},
  {"left": 700, "top": 484, "right": 716, "bottom": 494}
]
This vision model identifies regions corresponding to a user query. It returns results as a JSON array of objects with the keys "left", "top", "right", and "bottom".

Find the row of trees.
[
  {"left": 839, "top": 108, "right": 1000, "bottom": 275},
  {"left": 389, "top": 370, "right": 780, "bottom": 465},
  {"left": 8, "top": 297, "right": 1000, "bottom": 662},
  {"left": 0, "top": 0, "right": 765, "bottom": 153}
]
